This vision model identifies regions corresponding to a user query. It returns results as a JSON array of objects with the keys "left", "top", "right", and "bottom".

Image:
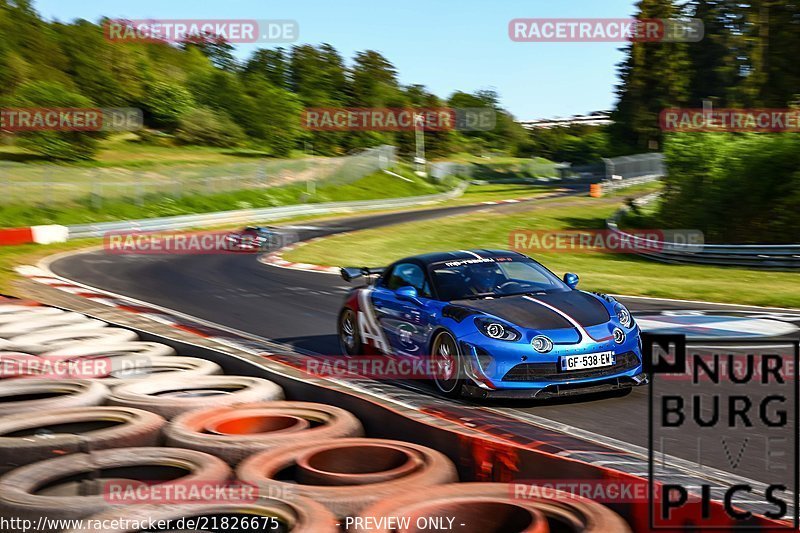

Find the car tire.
[
  {"left": 355, "top": 482, "right": 630, "bottom": 533},
  {"left": 165, "top": 401, "right": 364, "bottom": 465},
  {"left": 338, "top": 308, "right": 361, "bottom": 355},
  {"left": 95, "top": 356, "right": 223, "bottom": 386},
  {"left": 0, "top": 406, "right": 165, "bottom": 474},
  {"left": 107, "top": 376, "right": 284, "bottom": 419},
  {"left": 237, "top": 438, "right": 458, "bottom": 518},
  {"left": 6, "top": 327, "right": 138, "bottom": 354},
  {"left": 431, "top": 331, "right": 464, "bottom": 398},
  {"left": 0, "top": 447, "right": 231, "bottom": 528},
  {"left": 0, "top": 379, "right": 108, "bottom": 415}
]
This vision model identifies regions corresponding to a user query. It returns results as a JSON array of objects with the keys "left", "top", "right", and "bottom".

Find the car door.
[{"left": 371, "top": 262, "right": 433, "bottom": 356}]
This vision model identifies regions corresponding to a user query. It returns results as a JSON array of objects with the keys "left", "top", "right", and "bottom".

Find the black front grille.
[{"left": 502, "top": 351, "right": 640, "bottom": 382}]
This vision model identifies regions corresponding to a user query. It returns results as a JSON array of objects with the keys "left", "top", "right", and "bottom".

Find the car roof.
[{"left": 396, "top": 249, "right": 528, "bottom": 267}]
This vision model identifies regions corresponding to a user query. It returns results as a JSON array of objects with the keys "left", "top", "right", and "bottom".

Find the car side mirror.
[
  {"left": 563, "top": 272, "right": 579, "bottom": 289},
  {"left": 396, "top": 286, "right": 421, "bottom": 304}
]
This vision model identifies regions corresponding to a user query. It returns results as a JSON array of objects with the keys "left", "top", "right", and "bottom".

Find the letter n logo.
[{"left": 642, "top": 333, "right": 686, "bottom": 375}]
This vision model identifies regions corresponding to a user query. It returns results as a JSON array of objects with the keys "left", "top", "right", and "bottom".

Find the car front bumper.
[
  {"left": 462, "top": 372, "right": 649, "bottom": 399},
  {"left": 457, "top": 326, "right": 645, "bottom": 396}
]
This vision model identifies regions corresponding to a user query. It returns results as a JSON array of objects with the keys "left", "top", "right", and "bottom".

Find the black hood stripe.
[{"left": 452, "top": 291, "right": 609, "bottom": 331}]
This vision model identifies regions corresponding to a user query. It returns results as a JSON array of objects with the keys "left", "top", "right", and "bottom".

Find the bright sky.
[{"left": 33, "top": 0, "right": 638, "bottom": 120}]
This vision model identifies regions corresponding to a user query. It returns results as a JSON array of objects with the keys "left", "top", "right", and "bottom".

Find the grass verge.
[
  {"left": 285, "top": 188, "right": 800, "bottom": 308},
  {"left": 0, "top": 166, "right": 454, "bottom": 227}
]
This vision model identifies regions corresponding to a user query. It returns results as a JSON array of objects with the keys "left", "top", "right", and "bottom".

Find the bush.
[
  {"left": 174, "top": 108, "right": 244, "bottom": 148},
  {"left": 143, "top": 82, "right": 196, "bottom": 130},
  {"left": 660, "top": 133, "right": 800, "bottom": 243},
  {"left": 5, "top": 81, "right": 100, "bottom": 161}
]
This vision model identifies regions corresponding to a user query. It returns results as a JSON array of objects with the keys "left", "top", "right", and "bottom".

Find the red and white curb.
[
  {"left": 14, "top": 264, "right": 281, "bottom": 355},
  {"left": 0, "top": 225, "right": 68, "bottom": 246},
  {"left": 479, "top": 197, "right": 536, "bottom": 205},
  {"left": 259, "top": 237, "right": 341, "bottom": 275}
]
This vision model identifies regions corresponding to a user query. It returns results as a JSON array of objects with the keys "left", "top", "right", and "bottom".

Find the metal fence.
[
  {"left": 562, "top": 153, "right": 665, "bottom": 183},
  {"left": 607, "top": 193, "right": 800, "bottom": 269},
  {"left": 602, "top": 153, "right": 665, "bottom": 180},
  {"left": 431, "top": 159, "right": 562, "bottom": 182},
  {"left": 0, "top": 145, "right": 396, "bottom": 207},
  {"left": 432, "top": 153, "right": 664, "bottom": 185}
]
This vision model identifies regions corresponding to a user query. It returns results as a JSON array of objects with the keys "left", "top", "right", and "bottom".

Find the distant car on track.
[
  {"left": 338, "top": 249, "right": 647, "bottom": 399},
  {"left": 224, "top": 226, "right": 278, "bottom": 252}
]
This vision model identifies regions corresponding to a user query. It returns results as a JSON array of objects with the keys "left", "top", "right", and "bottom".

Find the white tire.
[
  {"left": 6, "top": 327, "right": 138, "bottom": 354},
  {"left": 108, "top": 376, "right": 285, "bottom": 419},
  {"left": 0, "top": 379, "right": 108, "bottom": 415},
  {"left": 42, "top": 341, "right": 176, "bottom": 360},
  {"left": 0, "top": 313, "right": 92, "bottom": 337},
  {"left": 96, "top": 356, "right": 223, "bottom": 386}
]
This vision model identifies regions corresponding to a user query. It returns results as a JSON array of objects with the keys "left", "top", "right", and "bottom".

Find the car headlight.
[
  {"left": 531, "top": 335, "right": 553, "bottom": 353},
  {"left": 615, "top": 303, "right": 633, "bottom": 328},
  {"left": 474, "top": 318, "right": 520, "bottom": 341}
]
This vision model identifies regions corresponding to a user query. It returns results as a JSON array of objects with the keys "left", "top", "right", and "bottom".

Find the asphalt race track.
[{"left": 52, "top": 198, "right": 800, "bottom": 486}]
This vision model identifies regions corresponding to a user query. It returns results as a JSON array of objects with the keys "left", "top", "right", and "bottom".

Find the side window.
[{"left": 386, "top": 263, "right": 431, "bottom": 297}]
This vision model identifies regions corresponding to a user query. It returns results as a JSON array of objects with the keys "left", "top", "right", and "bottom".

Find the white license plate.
[{"left": 560, "top": 351, "right": 615, "bottom": 371}]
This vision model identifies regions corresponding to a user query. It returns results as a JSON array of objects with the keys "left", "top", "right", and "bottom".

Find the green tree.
[
  {"left": 182, "top": 33, "right": 237, "bottom": 72},
  {"left": 245, "top": 79, "right": 304, "bottom": 156},
  {"left": 187, "top": 70, "right": 262, "bottom": 138},
  {"left": 610, "top": 0, "right": 691, "bottom": 151},
  {"left": 245, "top": 48, "right": 289, "bottom": 88},
  {"left": 175, "top": 107, "right": 244, "bottom": 147},
  {"left": 142, "top": 81, "right": 196, "bottom": 130},
  {"left": 685, "top": 0, "right": 743, "bottom": 106},
  {"left": 350, "top": 50, "right": 402, "bottom": 107},
  {"left": 7, "top": 81, "right": 99, "bottom": 161}
]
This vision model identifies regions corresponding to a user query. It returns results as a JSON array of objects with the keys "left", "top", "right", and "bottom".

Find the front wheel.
[
  {"left": 338, "top": 308, "right": 361, "bottom": 355},
  {"left": 431, "top": 331, "right": 464, "bottom": 398}
]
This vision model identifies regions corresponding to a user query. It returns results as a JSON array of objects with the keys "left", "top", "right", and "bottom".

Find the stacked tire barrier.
[{"left": 0, "top": 298, "right": 632, "bottom": 532}]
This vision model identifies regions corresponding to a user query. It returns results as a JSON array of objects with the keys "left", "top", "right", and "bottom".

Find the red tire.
[
  {"left": 165, "top": 401, "right": 363, "bottom": 465},
  {"left": 107, "top": 375, "right": 284, "bottom": 419},
  {"left": 357, "top": 483, "right": 630, "bottom": 533},
  {"left": 237, "top": 438, "right": 458, "bottom": 518}
]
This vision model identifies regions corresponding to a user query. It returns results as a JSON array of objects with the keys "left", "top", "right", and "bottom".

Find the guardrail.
[
  {"left": 67, "top": 183, "right": 467, "bottom": 239},
  {"left": 607, "top": 195, "right": 800, "bottom": 269}
]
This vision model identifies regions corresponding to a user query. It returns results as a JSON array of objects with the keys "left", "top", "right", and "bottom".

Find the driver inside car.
[{"left": 464, "top": 263, "right": 508, "bottom": 295}]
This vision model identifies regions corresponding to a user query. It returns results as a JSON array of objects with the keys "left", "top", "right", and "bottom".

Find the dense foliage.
[
  {"left": 612, "top": 0, "right": 800, "bottom": 151},
  {"left": 611, "top": 0, "right": 800, "bottom": 242},
  {"left": 659, "top": 133, "right": 800, "bottom": 243},
  {"left": 0, "top": 1, "right": 529, "bottom": 160}
]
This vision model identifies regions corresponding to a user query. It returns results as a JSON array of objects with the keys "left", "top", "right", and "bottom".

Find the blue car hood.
[{"left": 451, "top": 291, "right": 610, "bottom": 330}]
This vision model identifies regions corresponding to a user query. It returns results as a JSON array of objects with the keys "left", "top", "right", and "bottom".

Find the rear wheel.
[
  {"left": 338, "top": 309, "right": 361, "bottom": 355},
  {"left": 431, "top": 331, "right": 464, "bottom": 398}
]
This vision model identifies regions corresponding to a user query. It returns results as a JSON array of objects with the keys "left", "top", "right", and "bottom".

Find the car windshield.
[{"left": 429, "top": 258, "right": 570, "bottom": 301}]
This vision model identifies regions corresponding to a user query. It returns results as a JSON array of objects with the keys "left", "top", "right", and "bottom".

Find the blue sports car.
[{"left": 338, "top": 249, "right": 647, "bottom": 399}]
